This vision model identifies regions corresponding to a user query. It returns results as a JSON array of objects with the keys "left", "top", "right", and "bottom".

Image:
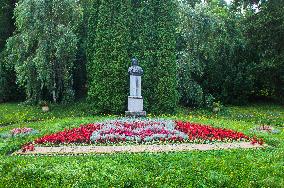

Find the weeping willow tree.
[{"left": 6, "top": 0, "right": 83, "bottom": 103}]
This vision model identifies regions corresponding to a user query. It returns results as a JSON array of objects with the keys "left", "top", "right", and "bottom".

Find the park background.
[{"left": 0, "top": 0, "right": 283, "bottom": 187}]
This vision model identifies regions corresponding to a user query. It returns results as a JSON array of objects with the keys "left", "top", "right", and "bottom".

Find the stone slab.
[{"left": 127, "top": 96, "right": 143, "bottom": 112}]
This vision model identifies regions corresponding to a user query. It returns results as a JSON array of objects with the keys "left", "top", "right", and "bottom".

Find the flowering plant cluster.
[
  {"left": 11, "top": 128, "right": 37, "bottom": 136},
  {"left": 176, "top": 121, "right": 263, "bottom": 144},
  {"left": 0, "top": 127, "right": 39, "bottom": 139},
  {"left": 175, "top": 121, "right": 249, "bottom": 142},
  {"left": 90, "top": 119, "right": 189, "bottom": 143},
  {"left": 25, "top": 118, "right": 264, "bottom": 151},
  {"left": 35, "top": 123, "right": 100, "bottom": 145},
  {"left": 22, "top": 143, "right": 35, "bottom": 152},
  {"left": 250, "top": 125, "right": 281, "bottom": 134}
]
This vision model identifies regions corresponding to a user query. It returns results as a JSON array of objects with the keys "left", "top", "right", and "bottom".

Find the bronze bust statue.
[{"left": 128, "top": 58, "right": 143, "bottom": 76}]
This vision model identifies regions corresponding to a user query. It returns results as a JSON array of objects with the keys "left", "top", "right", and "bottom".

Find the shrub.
[
  {"left": 0, "top": 127, "right": 39, "bottom": 139},
  {"left": 87, "top": 0, "right": 179, "bottom": 114},
  {"left": 87, "top": 0, "right": 131, "bottom": 113}
]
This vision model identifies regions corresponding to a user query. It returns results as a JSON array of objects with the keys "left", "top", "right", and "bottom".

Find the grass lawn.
[{"left": 0, "top": 102, "right": 283, "bottom": 187}]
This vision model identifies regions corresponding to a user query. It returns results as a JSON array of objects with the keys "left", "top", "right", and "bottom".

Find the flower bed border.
[{"left": 15, "top": 142, "right": 266, "bottom": 155}]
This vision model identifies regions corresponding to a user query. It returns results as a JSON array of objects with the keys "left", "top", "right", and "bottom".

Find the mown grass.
[
  {"left": 0, "top": 101, "right": 98, "bottom": 126},
  {"left": 0, "top": 102, "right": 283, "bottom": 187},
  {"left": 178, "top": 102, "right": 284, "bottom": 127}
]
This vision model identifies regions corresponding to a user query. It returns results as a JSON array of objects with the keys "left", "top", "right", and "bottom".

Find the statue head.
[{"left": 131, "top": 58, "right": 138, "bottom": 66}]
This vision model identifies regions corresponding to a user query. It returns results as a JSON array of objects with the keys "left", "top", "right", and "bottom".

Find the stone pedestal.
[{"left": 125, "top": 96, "right": 146, "bottom": 117}]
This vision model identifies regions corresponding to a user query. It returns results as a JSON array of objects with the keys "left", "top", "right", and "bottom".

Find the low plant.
[
  {"left": 90, "top": 119, "right": 189, "bottom": 144},
  {"left": 30, "top": 118, "right": 263, "bottom": 147},
  {"left": 0, "top": 127, "right": 39, "bottom": 139}
]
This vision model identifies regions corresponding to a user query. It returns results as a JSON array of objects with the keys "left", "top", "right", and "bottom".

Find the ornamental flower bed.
[
  {"left": 24, "top": 118, "right": 263, "bottom": 152},
  {"left": 35, "top": 123, "right": 101, "bottom": 144},
  {"left": 175, "top": 121, "right": 250, "bottom": 142},
  {"left": 90, "top": 120, "right": 189, "bottom": 143},
  {"left": 0, "top": 127, "right": 39, "bottom": 139},
  {"left": 11, "top": 128, "right": 35, "bottom": 136}
]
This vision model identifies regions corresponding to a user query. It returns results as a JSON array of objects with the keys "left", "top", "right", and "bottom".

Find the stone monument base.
[
  {"left": 125, "top": 96, "right": 146, "bottom": 117},
  {"left": 125, "top": 111, "right": 146, "bottom": 117}
]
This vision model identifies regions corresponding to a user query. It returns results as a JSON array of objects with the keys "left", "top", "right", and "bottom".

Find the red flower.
[
  {"left": 35, "top": 123, "right": 100, "bottom": 144},
  {"left": 22, "top": 143, "right": 35, "bottom": 152},
  {"left": 31, "top": 120, "right": 264, "bottom": 146}
]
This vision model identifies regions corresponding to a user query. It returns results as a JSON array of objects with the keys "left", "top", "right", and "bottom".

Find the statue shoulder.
[{"left": 128, "top": 65, "right": 143, "bottom": 76}]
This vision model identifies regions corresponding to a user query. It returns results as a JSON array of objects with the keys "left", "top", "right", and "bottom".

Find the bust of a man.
[{"left": 128, "top": 58, "right": 143, "bottom": 76}]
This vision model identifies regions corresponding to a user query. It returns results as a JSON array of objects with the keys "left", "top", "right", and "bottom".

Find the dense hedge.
[
  {"left": 87, "top": 0, "right": 178, "bottom": 114},
  {"left": 146, "top": 0, "right": 179, "bottom": 113},
  {"left": 87, "top": 0, "right": 131, "bottom": 113}
]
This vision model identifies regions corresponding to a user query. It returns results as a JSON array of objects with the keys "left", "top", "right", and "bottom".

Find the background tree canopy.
[
  {"left": 0, "top": 0, "right": 283, "bottom": 112},
  {"left": 0, "top": 0, "right": 19, "bottom": 103},
  {"left": 5, "top": 0, "right": 83, "bottom": 104},
  {"left": 243, "top": 0, "right": 284, "bottom": 103},
  {"left": 178, "top": 2, "right": 255, "bottom": 106}
]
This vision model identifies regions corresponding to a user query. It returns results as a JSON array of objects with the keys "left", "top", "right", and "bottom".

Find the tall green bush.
[
  {"left": 87, "top": 0, "right": 131, "bottom": 113},
  {"left": 6, "top": 0, "right": 83, "bottom": 104},
  {"left": 149, "top": 0, "right": 179, "bottom": 113},
  {"left": 87, "top": 0, "right": 178, "bottom": 114},
  {"left": 128, "top": 0, "right": 157, "bottom": 112}
]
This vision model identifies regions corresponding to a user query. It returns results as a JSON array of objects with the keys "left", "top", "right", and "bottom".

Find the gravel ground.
[{"left": 15, "top": 142, "right": 265, "bottom": 155}]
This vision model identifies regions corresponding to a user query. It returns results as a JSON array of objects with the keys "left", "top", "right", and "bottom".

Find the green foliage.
[
  {"left": 0, "top": 0, "right": 19, "bottom": 102},
  {"left": 6, "top": 0, "right": 83, "bottom": 104},
  {"left": 0, "top": 101, "right": 101, "bottom": 126},
  {"left": 243, "top": 0, "right": 284, "bottom": 103},
  {"left": 0, "top": 50, "right": 23, "bottom": 103},
  {"left": 148, "top": 0, "right": 179, "bottom": 114},
  {"left": 87, "top": 0, "right": 178, "bottom": 114},
  {"left": 0, "top": 0, "right": 15, "bottom": 51},
  {"left": 87, "top": 0, "right": 131, "bottom": 113},
  {"left": 0, "top": 102, "right": 284, "bottom": 187},
  {"left": 0, "top": 53, "right": 10, "bottom": 102},
  {"left": 178, "top": 52, "right": 205, "bottom": 107},
  {"left": 178, "top": 3, "right": 255, "bottom": 106},
  {"left": 131, "top": 0, "right": 179, "bottom": 114},
  {"left": 73, "top": 0, "right": 96, "bottom": 99}
]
